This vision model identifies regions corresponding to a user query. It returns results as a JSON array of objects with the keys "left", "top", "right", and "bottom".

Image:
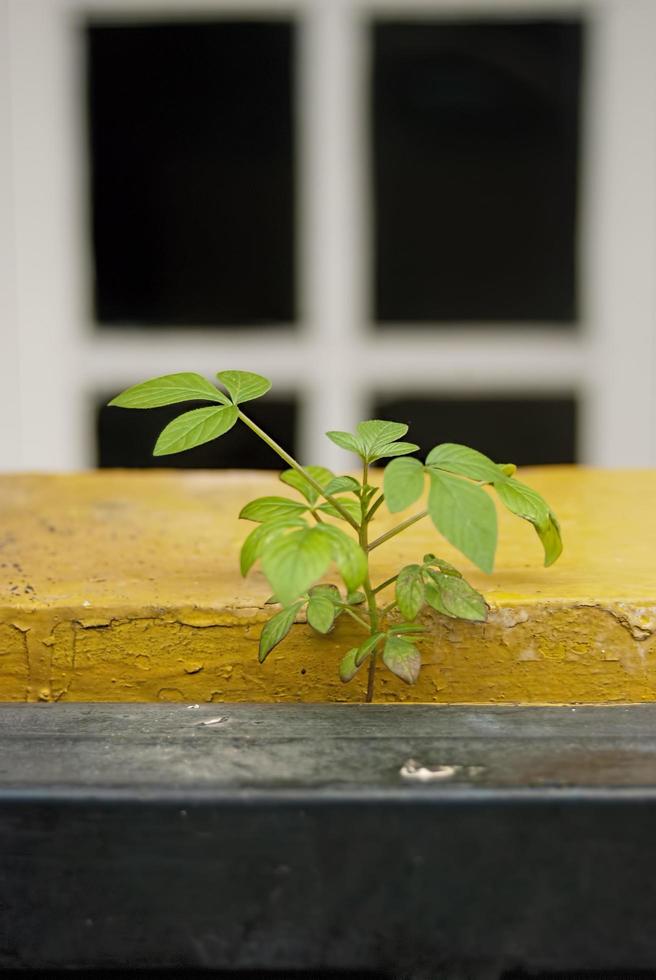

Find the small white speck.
[
  {"left": 196, "top": 716, "right": 226, "bottom": 727},
  {"left": 400, "top": 759, "right": 462, "bottom": 782},
  {"left": 82, "top": 600, "right": 91, "bottom": 607},
  {"left": 186, "top": 704, "right": 200, "bottom": 710}
]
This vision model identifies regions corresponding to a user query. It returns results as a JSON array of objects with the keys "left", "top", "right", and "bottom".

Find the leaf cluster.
[{"left": 109, "top": 371, "right": 564, "bottom": 696}]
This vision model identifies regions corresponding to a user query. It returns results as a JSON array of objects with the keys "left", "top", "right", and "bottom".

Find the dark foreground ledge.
[{"left": 2, "top": 703, "right": 656, "bottom": 976}]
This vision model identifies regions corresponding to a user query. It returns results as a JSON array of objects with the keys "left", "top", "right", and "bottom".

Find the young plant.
[{"left": 109, "top": 370, "right": 562, "bottom": 702}]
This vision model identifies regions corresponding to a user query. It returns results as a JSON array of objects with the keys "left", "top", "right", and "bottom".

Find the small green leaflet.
[
  {"left": 395, "top": 564, "right": 425, "bottom": 620},
  {"left": 382, "top": 634, "right": 421, "bottom": 684},
  {"left": 424, "top": 569, "right": 487, "bottom": 622},
  {"left": 426, "top": 443, "right": 505, "bottom": 484},
  {"left": 153, "top": 405, "right": 238, "bottom": 456},
  {"left": 316, "top": 498, "right": 362, "bottom": 522},
  {"left": 315, "top": 524, "right": 367, "bottom": 592},
  {"left": 339, "top": 648, "right": 361, "bottom": 683},
  {"left": 216, "top": 370, "right": 271, "bottom": 405},
  {"left": 109, "top": 372, "right": 229, "bottom": 409},
  {"left": 259, "top": 600, "right": 305, "bottom": 663},
  {"left": 424, "top": 581, "right": 450, "bottom": 616},
  {"left": 326, "top": 430, "right": 363, "bottom": 455},
  {"left": 239, "top": 496, "right": 308, "bottom": 523},
  {"left": 357, "top": 420, "right": 408, "bottom": 454},
  {"left": 261, "top": 527, "right": 333, "bottom": 606},
  {"left": 326, "top": 421, "right": 417, "bottom": 462},
  {"left": 240, "top": 517, "right": 307, "bottom": 576},
  {"left": 309, "top": 583, "right": 341, "bottom": 602},
  {"left": 536, "top": 513, "right": 562, "bottom": 568},
  {"left": 307, "top": 595, "right": 335, "bottom": 633},
  {"left": 323, "top": 475, "right": 361, "bottom": 496},
  {"left": 493, "top": 477, "right": 563, "bottom": 566},
  {"left": 493, "top": 477, "right": 548, "bottom": 525},
  {"left": 355, "top": 632, "right": 384, "bottom": 666},
  {"left": 372, "top": 441, "right": 419, "bottom": 461},
  {"left": 340, "top": 632, "right": 385, "bottom": 682},
  {"left": 280, "top": 466, "right": 334, "bottom": 505},
  {"left": 427, "top": 471, "right": 497, "bottom": 574},
  {"left": 383, "top": 457, "right": 425, "bottom": 513},
  {"left": 422, "top": 554, "right": 462, "bottom": 577}
]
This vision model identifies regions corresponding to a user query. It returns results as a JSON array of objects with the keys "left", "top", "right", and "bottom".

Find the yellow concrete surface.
[{"left": 0, "top": 467, "right": 654, "bottom": 703}]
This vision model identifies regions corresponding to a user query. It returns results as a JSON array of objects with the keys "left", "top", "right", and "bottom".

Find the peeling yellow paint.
[{"left": 0, "top": 468, "right": 654, "bottom": 703}]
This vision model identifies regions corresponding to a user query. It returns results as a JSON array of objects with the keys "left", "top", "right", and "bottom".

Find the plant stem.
[
  {"left": 238, "top": 410, "right": 359, "bottom": 530},
  {"left": 357, "top": 460, "right": 380, "bottom": 703},
  {"left": 366, "top": 494, "right": 385, "bottom": 521},
  {"left": 340, "top": 605, "right": 371, "bottom": 631},
  {"left": 367, "top": 509, "right": 428, "bottom": 552},
  {"left": 372, "top": 574, "right": 398, "bottom": 595}
]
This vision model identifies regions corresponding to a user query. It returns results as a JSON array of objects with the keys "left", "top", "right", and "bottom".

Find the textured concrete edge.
[{"left": 0, "top": 597, "right": 655, "bottom": 703}]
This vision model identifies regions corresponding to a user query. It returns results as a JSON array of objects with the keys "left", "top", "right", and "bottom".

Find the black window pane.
[
  {"left": 373, "top": 20, "right": 582, "bottom": 323},
  {"left": 97, "top": 396, "right": 297, "bottom": 469},
  {"left": 87, "top": 21, "right": 295, "bottom": 326},
  {"left": 373, "top": 396, "right": 577, "bottom": 465}
]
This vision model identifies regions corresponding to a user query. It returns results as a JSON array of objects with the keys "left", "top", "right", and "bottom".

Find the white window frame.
[{"left": 1, "top": 0, "right": 655, "bottom": 471}]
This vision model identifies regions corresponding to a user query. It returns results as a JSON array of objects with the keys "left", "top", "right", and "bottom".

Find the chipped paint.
[{"left": 0, "top": 468, "right": 654, "bottom": 703}]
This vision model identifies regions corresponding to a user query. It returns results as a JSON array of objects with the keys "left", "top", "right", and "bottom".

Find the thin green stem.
[
  {"left": 367, "top": 509, "right": 428, "bottom": 552},
  {"left": 366, "top": 493, "right": 385, "bottom": 522},
  {"left": 238, "top": 410, "right": 359, "bottom": 530},
  {"left": 340, "top": 605, "right": 370, "bottom": 631},
  {"left": 372, "top": 574, "right": 398, "bottom": 595},
  {"left": 357, "top": 460, "right": 380, "bottom": 703}
]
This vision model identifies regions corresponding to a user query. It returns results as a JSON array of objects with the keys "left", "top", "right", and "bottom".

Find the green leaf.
[
  {"left": 357, "top": 420, "right": 408, "bottom": 455},
  {"left": 316, "top": 498, "right": 362, "bottom": 523},
  {"left": 309, "top": 583, "right": 341, "bottom": 602},
  {"left": 216, "top": 370, "right": 271, "bottom": 404},
  {"left": 323, "top": 475, "right": 361, "bottom": 496},
  {"left": 537, "top": 513, "right": 563, "bottom": 568},
  {"left": 259, "top": 600, "right": 305, "bottom": 663},
  {"left": 261, "top": 527, "right": 333, "bottom": 606},
  {"left": 153, "top": 405, "right": 238, "bottom": 456},
  {"left": 395, "top": 564, "right": 425, "bottom": 620},
  {"left": 382, "top": 634, "right": 421, "bottom": 685},
  {"left": 339, "top": 648, "right": 362, "bottom": 683},
  {"left": 422, "top": 554, "right": 462, "bottom": 577},
  {"left": 426, "top": 443, "right": 505, "bottom": 484},
  {"left": 315, "top": 524, "right": 367, "bottom": 593},
  {"left": 383, "top": 457, "right": 426, "bottom": 513},
  {"left": 307, "top": 595, "right": 335, "bottom": 634},
  {"left": 494, "top": 477, "right": 548, "bottom": 525},
  {"left": 346, "top": 590, "right": 365, "bottom": 605},
  {"left": 240, "top": 517, "right": 307, "bottom": 576},
  {"left": 371, "top": 441, "right": 419, "bottom": 461},
  {"left": 493, "top": 477, "right": 563, "bottom": 566},
  {"left": 109, "top": 372, "right": 229, "bottom": 409},
  {"left": 239, "top": 496, "right": 308, "bottom": 523},
  {"left": 355, "top": 633, "right": 384, "bottom": 666},
  {"left": 325, "top": 430, "right": 364, "bottom": 455},
  {"left": 427, "top": 471, "right": 497, "bottom": 573},
  {"left": 425, "top": 570, "right": 487, "bottom": 622},
  {"left": 279, "top": 466, "right": 334, "bottom": 505},
  {"left": 424, "top": 581, "right": 451, "bottom": 616}
]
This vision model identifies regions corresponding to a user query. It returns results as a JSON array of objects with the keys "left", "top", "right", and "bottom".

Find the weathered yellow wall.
[{"left": 0, "top": 468, "right": 654, "bottom": 703}]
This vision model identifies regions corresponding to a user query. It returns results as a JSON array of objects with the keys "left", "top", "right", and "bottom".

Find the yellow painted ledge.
[{"left": 0, "top": 467, "right": 654, "bottom": 704}]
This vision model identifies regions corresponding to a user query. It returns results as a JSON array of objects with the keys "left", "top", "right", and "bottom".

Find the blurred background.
[{"left": 1, "top": 0, "right": 655, "bottom": 473}]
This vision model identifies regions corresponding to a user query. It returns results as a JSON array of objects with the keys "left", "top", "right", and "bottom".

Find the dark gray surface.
[
  {"left": 2, "top": 703, "right": 656, "bottom": 975},
  {"left": 2, "top": 702, "right": 656, "bottom": 798}
]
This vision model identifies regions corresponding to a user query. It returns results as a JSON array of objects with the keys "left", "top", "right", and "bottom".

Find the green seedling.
[{"left": 110, "top": 370, "right": 562, "bottom": 702}]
